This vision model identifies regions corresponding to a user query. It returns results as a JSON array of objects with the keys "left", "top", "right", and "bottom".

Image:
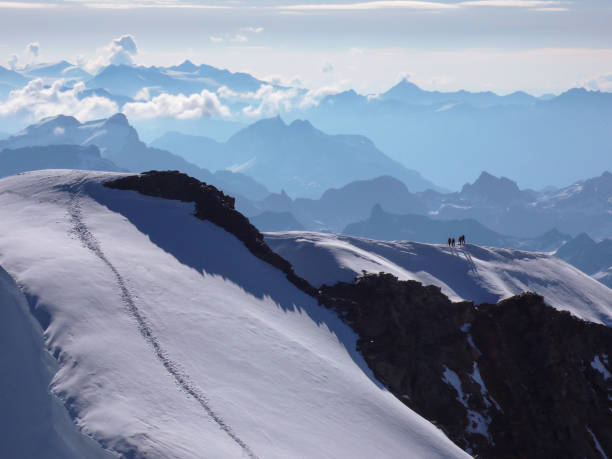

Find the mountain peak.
[
  {"left": 289, "top": 119, "right": 315, "bottom": 132},
  {"left": 104, "top": 112, "right": 129, "bottom": 126},
  {"left": 371, "top": 203, "right": 385, "bottom": 217},
  {"left": 175, "top": 59, "right": 198, "bottom": 72}
]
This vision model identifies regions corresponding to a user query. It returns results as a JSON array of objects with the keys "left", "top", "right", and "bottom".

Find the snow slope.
[
  {"left": 0, "top": 266, "right": 112, "bottom": 459},
  {"left": 0, "top": 170, "right": 468, "bottom": 458},
  {"left": 265, "top": 232, "right": 612, "bottom": 326}
]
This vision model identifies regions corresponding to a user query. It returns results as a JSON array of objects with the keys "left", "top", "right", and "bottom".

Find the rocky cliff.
[{"left": 319, "top": 273, "right": 612, "bottom": 458}]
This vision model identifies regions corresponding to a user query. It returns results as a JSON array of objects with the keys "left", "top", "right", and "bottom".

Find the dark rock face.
[
  {"left": 319, "top": 273, "right": 612, "bottom": 458},
  {"left": 104, "top": 171, "right": 315, "bottom": 296}
]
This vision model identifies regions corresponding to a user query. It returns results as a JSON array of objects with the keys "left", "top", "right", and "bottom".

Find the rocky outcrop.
[
  {"left": 104, "top": 171, "right": 315, "bottom": 296},
  {"left": 319, "top": 273, "right": 612, "bottom": 458}
]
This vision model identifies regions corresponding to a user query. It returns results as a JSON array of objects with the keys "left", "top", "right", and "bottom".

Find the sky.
[{"left": 1, "top": 0, "right": 612, "bottom": 95}]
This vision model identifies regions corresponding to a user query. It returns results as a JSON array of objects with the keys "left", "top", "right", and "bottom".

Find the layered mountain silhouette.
[
  {"left": 23, "top": 61, "right": 91, "bottom": 80},
  {"left": 0, "top": 65, "right": 30, "bottom": 98},
  {"left": 0, "top": 144, "right": 121, "bottom": 178},
  {"left": 379, "top": 78, "right": 538, "bottom": 108},
  {"left": 87, "top": 61, "right": 267, "bottom": 98},
  {"left": 0, "top": 114, "right": 269, "bottom": 200},
  {"left": 343, "top": 204, "right": 510, "bottom": 246},
  {"left": 153, "top": 117, "right": 438, "bottom": 198},
  {"left": 418, "top": 171, "right": 612, "bottom": 239},
  {"left": 556, "top": 233, "right": 612, "bottom": 288},
  {"left": 304, "top": 85, "right": 612, "bottom": 191}
]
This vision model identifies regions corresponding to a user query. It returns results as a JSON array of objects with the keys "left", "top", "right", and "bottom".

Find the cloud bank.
[
  {"left": 122, "top": 89, "right": 230, "bottom": 119},
  {"left": 80, "top": 34, "right": 139, "bottom": 74},
  {"left": 0, "top": 79, "right": 118, "bottom": 121}
]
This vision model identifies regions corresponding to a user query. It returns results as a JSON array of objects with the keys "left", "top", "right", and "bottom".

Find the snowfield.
[
  {"left": 0, "top": 170, "right": 468, "bottom": 458},
  {"left": 265, "top": 232, "right": 612, "bottom": 326}
]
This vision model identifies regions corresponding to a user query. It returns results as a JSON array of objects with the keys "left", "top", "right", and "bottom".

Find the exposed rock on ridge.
[
  {"left": 104, "top": 171, "right": 315, "bottom": 296},
  {"left": 319, "top": 273, "right": 612, "bottom": 458}
]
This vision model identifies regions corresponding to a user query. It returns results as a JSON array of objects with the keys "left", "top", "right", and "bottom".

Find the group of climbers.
[{"left": 447, "top": 235, "right": 466, "bottom": 247}]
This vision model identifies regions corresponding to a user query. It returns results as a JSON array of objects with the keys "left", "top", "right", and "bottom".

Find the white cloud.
[
  {"left": 80, "top": 2, "right": 231, "bottom": 9},
  {"left": 218, "top": 84, "right": 299, "bottom": 117},
  {"left": 0, "top": 2, "right": 57, "bottom": 8},
  {"left": 460, "top": 0, "right": 562, "bottom": 6},
  {"left": 210, "top": 36, "right": 223, "bottom": 43},
  {"left": 241, "top": 26, "right": 264, "bottom": 34},
  {"left": 8, "top": 54, "right": 18, "bottom": 70},
  {"left": 122, "top": 90, "right": 230, "bottom": 119},
  {"left": 231, "top": 34, "right": 249, "bottom": 43},
  {"left": 263, "top": 74, "right": 304, "bottom": 87},
  {"left": 134, "top": 87, "right": 151, "bottom": 101},
  {"left": 81, "top": 34, "right": 139, "bottom": 74},
  {"left": 0, "top": 79, "right": 119, "bottom": 122},
  {"left": 322, "top": 61, "right": 335, "bottom": 73},
  {"left": 278, "top": 0, "right": 563, "bottom": 11},
  {"left": 278, "top": 1, "right": 459, "bottom": 11},
  {"left": 299, "top": 86, "right": 341, "bottom": 109},
  {"left": 582, "top": 74, "right": 612, "bottom": 92},
  {"left": 26, "top": 42, "right": 40, "bottom": 58},
  {"left": 349, "top": 47, "right": 364, "bottom": 56}
]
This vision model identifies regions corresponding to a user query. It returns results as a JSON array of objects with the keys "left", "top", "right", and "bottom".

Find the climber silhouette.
[{"left": 448, "top": 237, "right": 452, "bottom": 247}]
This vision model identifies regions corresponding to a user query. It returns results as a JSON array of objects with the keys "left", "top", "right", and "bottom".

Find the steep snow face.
[
  {"left": 0, "top": 266, "right": 113, "bottom": 459},
  {"left": 265, "top": 232, "right": 612, "bottom": 326},
  {"left": 0, "top": 170, "right": 467, "bottom": 459}
]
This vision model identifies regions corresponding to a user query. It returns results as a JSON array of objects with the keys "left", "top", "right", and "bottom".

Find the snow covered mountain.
[
  {"left": 265, "top": 232, "right": 612, "bottom": 326},
  {"left": 0, "top": 169, "right": 467, "bottom": 459}
]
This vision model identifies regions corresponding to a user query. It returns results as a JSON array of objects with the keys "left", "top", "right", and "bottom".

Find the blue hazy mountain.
[
  {"left": 379, "top": 79, "right": 537, "bottom": 108},
  {"left": 0, "top": 114, "right": 269, "bottom": 200},
  {"left": 87, "top": 61, "right": 268, "bottom": 98},
  {"left": 243, "top": 175, "right": 427, "bottom": 232},
  {"left": 247, "top": 169, "right": 610, "bottom": 243},
  {"left": 154, "top": 117, "right": 439, "bottom": 198},
  {"left": 302, "top": 84, "right": 612, "bottom": 191},
  {"left": 0, "top": 144, "right": 121, "bottom": 177},
  {"left": 249, "top": 211, "right": 305, "bottom": 232},
  {"left": 0, "top": 65, "right": 30, "bottom": 99},
  {"left": 556, "top": 233, "right": 612, "bottom": 288},
  {"left": 343, "top": 203, "right": 511, "bottom": 246},
  {"left": 150, "top": 131, "right": 223, "bottom": 169},
  {"left": 417, "top": 171, "right": 612, "bottom": 239},
  {"left": 165, "top": 60, "right": 265, "bottom": 92},
  {"left": 23, "top": 61, "right": 91, "bottom": 80}
]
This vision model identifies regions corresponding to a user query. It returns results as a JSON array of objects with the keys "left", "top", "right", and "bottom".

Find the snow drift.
[
  {"left": 265, "top": 232, "right": 612, "bottom": 326},
  {"left": 0, "top": 170, "right": 467, "bottom": 458}
]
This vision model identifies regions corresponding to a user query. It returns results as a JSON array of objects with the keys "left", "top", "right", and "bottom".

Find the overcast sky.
[{"left": 1, "top": 0, "right": 612, "bottom": 94}]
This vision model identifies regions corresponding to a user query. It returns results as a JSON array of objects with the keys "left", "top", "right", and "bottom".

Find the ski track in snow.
[{"left": 67, "top": 187, "right": 258, "bottom": 459}]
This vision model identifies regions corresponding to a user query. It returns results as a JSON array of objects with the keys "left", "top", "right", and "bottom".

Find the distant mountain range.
[
  {"left": 87, "top": 61, "right": 268, "bottom": 98},
  {"left": 0, "top": 114, "right": 269, "bottom": 200},
  {"left": 379, "top": 79, "right": 539, "bottom": 108},
  {"left": 23, "top": 61, "right": 91, "bottom": 80},
  {"left": 301, "top": 84, "right": 612, "bottom": 191},
  {"left": 2, "top": 60, "right": 612, "bottom": 192},
  {"left": 556, "top": 233, "right": 612, "bottom": 289},
  {"left": 0, "top": 144, "right": 121, "bottom": 178},
  {"left": 241, "top": 170, "right": 609, "bottom": 243},
  {"left": 341, "top": 204, "right": 571, "bottom": 252},
  {"left": 151, "top": 117, "right": 438, "bottom": 198}
]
